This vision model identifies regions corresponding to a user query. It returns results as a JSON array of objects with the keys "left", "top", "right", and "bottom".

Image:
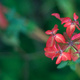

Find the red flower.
[
  {"left": 45, "top": 24, "right": 58, "bottom": 35},
  {"left": 56, "top": 44, "right": 71, "bottom": 64},
  {"left": 44, "top": 12, "right": 80, "bottom": 65},
  {"left": 71, "top": 33, "right": 80, "bottom": 41},
  {"left": 44, "top": 43, "right": 71, "bottom": 64},
  {"left": 44, "top": 45, "right": 59, "bottom": 60},
  {"left": 52, "top": 13, "right": 80, "bottom": 38},
  {"left": 56, "top": 52, "right": 71, "bottom": 64},
  {"left": 45, "top": 24, "right": 66, "bottom": 47},
  {"left": 51, "top": 13, "right": 61, "bottom": 20},
  {"left": 68, "top": 49, "right": 78, "bottom": 61}
]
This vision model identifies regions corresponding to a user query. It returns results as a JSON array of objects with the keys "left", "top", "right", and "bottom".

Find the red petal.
[
  {"left": 52, "top": 24, "right": 59, "bottom": 34},
  {"left": 51, "top": 55, "right": 55, "bottom": 60},
  {"left": 51, "top": 13, "right": 60, "bottom": 20},
  {"left": 46, "top": 36, "right": 55, "bottom": 47},
  {"left": 45, "top": 52, "right": 55, "bottom": 58},
  {"left": 76, "top": 44, "right": 80, "bottom": 50},
  {"left": 64, "top": 22, "right": 71, "bottom": 27},
  {"left": 45, "top": 30, "right": 52, "bottom": 35},
  {"left": 67, "top": 53, "right": 71, "bottom": 60},
  {"left": 60, "top": 18, "right": 65, "bottom": 21},
  {"left": 61, "top": 17, "right": 72, "bottom": 24},
  {"left": 53, "top": 43, "right": 58, "bottom": 51},
  {"left": 45, "top": 24, "right": 59, "bottom": 35},
  {"left": 44, "top": 46, "right": 55, "bottom": 52},
  {"left": 71, "top": 54, "right": 78, "bottom": 61},
  {"left": 0, "top": 12, "right": 8, "bottom": 28},
  {"left": 56, "top": 55, "right": 62, "bottom": 64},
  {"left": 71, "top": 33, "right": 80, "bottom": 40},
  {"left": 75, "top": 21, "right": 79, "bottom": 25},
  {"left": 62, "top": 52, "right": 68, "bottom": 61},
  {"left": 73, "top": 13, "right": 78, "bottom": 20},
  {"left": 75, "top": 25, "right": 80, "bottom": 30},
  {"left": 57, "top": 44, "right": 61, "bottom": 50},
  {"left": 44, "top": 47, "right": 56, "bottom": 58},
  {"left": 55, "top": 34, "right": 66, "bottom": 43},
  {"left": 66, "top": 25, "right": 75, "bottom": 38},
  {"left": 62, "top": 52, "right": 71, "bottom": 61}
]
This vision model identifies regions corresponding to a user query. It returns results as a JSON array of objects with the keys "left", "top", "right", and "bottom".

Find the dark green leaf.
[
  {"left": 69, "top": 64, "right": 76, "bottom": 71},
  {"left": 75, "top": 58, "right": 80, "bottom": 63},
  {"left": 57, "top": 61, "right": 68, "bottom": 69}
]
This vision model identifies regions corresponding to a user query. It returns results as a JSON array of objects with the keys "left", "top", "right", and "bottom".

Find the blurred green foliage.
[{"left": 0, "top": 0, "right": 80, "bottom": 80}]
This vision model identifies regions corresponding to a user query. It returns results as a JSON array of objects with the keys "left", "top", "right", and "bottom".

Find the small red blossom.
[
  {"left": 45, "top": 24, "right": 66, "bottom": 47},
  {"left": 51, "top": 13, "right": 61, "bottom": 20},
  {"left": 52, "top": 13, "right": 80, "bottom": 38},
  {"left": 56, "top": 52, "right": 71, "bottom": 64},
  {"left": 56, "top": 44, "right": 71, "bottom": 64},
  {"left": 44, "top": 12, "right": 80, "bottom": 65},
  {"left": 45, "top": 24, "right": 58, "bottom": 35}
]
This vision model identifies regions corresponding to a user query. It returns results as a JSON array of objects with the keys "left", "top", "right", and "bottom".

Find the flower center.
[
  {"left": 59, "top": 50, "right": 63, "bottom": 54},
  {"left": 68, "top": 41, "right": 73, "bottom": 46}
]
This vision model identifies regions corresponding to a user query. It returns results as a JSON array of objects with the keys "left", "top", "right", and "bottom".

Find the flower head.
[
  {"left": 44, "top": 13, "right": 80, "bottom": 65},
  {"left": 52, "top": 13, "right": 80, "bottom": 38},
  {"left": 45, "top": 24, "right": 66, "bottom": 47}
]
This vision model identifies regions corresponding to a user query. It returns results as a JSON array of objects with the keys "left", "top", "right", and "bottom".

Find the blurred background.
[{"left": 0, "top": 0, "right": 80, "bottom": 80}]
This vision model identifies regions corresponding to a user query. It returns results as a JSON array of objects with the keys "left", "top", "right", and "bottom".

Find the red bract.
[
  {"left": 66, "top": 24, "right": 75, "bottom": 38},
  {"left": 45, "top": 24, "right": 58, "bottom": 35},
  {"left": 46, "top": 35, "right": 55, "bottom": 47},
  {"left": 51, "top": 13, "right": 61, "bottom": 20},
  {"left": 56, "top": 44, "right": 71, "bottom": 64},
  {"left": 55, "top": 34, "right": 66, "bottom": 43},
  {"left": 71, "top": 33, "right": 80, "bottom": 40},
  {"left": 44, "top": 45, "right": 59, "bottom": 59},
  {"left": 56, "top": 52, "right": 71, "bottom": 64},
  {"left": 45, "top": 24, "right": 66, "bottom": 47},
  {"left": 44, "top": 12, "right": 80, "bottom": 65},
  {"left": 52, "top": 13, "right": 80, "bottom": 38},
  {"left": 44, "top": 47, "right": 56, "bottom": 59},
  {"left": 73, "top": 13, "right": 79, "bottom": 20},
  {"left": 68, "top": 49, "right": 78, "bottom": 61}
]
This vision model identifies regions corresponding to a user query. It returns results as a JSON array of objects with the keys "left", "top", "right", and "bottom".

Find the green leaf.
[
  {"left": 68, "top": 61, "right": 76, "bottom": 71},
  {"left": 57, "top": 61, "right": 68, "bottom": 69},
  {"left": 2, "top": 35, "right": 19, "bottom": 46},
  {"left": 75, "top": 58, "right": 80, "bottom": 63},
  {"left": 6, "top": 9, "right": 16, "bottom": 21},
  {"left": 69, "top": 64, "right": 76, "bottom": 71}
]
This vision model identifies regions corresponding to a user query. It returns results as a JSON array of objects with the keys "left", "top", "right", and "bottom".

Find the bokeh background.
[{"left": 0, "top": 0, "right": 80, "bottom": 80}]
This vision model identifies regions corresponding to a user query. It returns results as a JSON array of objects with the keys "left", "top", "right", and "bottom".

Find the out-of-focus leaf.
[
  {"left": 26, "top": 20, "right": 36, "bottom": 33},
  {"left": 69, "top": 64, "right": 76, "bottom": 71},
  {"left": 2, "top": 35, "right": 19, "bottom": 46},
  {"left": 6, "top": 9, "right": 16, "bottom": 21},
  {"left": 75, "top": 58, "right": 80, "bottom": 63},
  {"left": 6, "top": 9, "right": 36, "bottom": 33},
  {"left": 56, "top": 0, "right": 75, "bottom": 17},
  {"left": 2, "top": 9, "right": 37, "bottom": 47},
  {"left": 57, "top": 61, "right": 68, "bottom": 69},
  {"left": 68, "top": 61, "right": 76, "bottom": 71}
]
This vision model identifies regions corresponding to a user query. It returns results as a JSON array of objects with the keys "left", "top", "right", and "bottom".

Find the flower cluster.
[{"left": 44, "top": 13, "right": 80, "bottom": 64}]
